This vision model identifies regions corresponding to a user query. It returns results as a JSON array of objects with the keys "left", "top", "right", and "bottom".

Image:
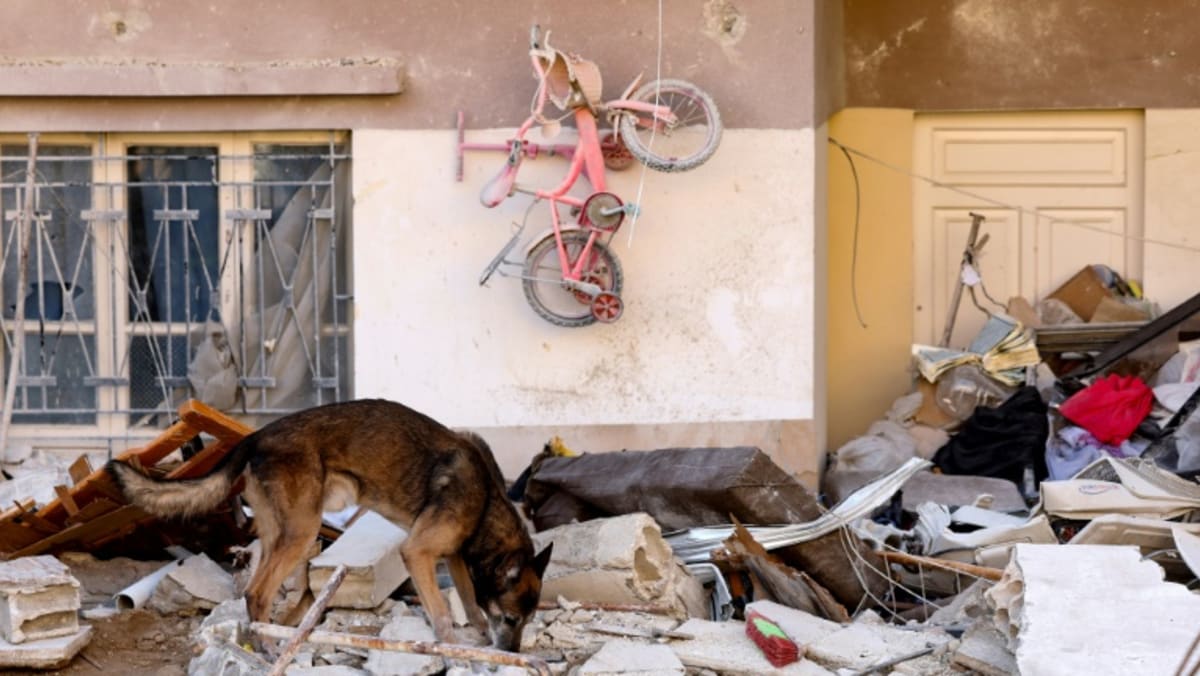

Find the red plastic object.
[
  {"left": 744, "top": 609, "right": 801, "bottom": 668},
  {"left": 1059, "top": 373, "right": 1153, "bottom": 445}
]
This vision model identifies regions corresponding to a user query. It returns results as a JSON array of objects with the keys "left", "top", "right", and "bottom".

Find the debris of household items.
[
  {"left": 520, "top": 445, "right": 894, "bottom": 609},
  {"left": 0, "top": 555, "right": 92, "bottom": 669},
  {"left": 828, "top": 392, "right": 949, "bottom": 475},
  {"left": 0, "top": 399, "right": 254, "bottom": 561},
  {"left": 915, "top": 313, "right": 1042, "bottom": 387}
]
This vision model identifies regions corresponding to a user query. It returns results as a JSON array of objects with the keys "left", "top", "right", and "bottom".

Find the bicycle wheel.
[
  {"left": 522, "top": 231, "right": 623, "bottom": 328},
  {"left": 618, "top": 78, "right": 722, "bottom": 173}
]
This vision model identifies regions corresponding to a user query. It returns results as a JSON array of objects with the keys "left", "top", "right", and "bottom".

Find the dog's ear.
[{"left": 533, "top": 543, "right": 553, "bottom": 578}]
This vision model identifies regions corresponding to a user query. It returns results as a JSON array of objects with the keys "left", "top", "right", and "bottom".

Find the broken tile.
[
  {"left": 149, "top": 553, "right": 236, "bottom": 614},
  {"left": 578, "top": 639, "right": 685, "bottom": 675},
  {"left": 309, "top": 511, "right": 409, "bottom": 609},
  {"left": 670, "top": 619, "right": 834, "bottom": 675},
  {"left": 952, "top": 622, "right": 1016, "bottom": 676},
  {"left": 0, "top": 625, "right": 92, "bottom": 670},
  {"left": 362, "top": 614, "right": 442, "bottom": 676},
  {"left": 0, "top": 555, "right": 81, "bottom": 644},
  {"left": 805, "top": 610, "right": 950, "bottom": 672},
  {"left": 531, "top": 513, "right": 706, "bottom": 617}
]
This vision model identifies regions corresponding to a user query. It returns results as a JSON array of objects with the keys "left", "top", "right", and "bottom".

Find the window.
[{"left": 0, "top": 132, "right": 351, "bottom": 445}]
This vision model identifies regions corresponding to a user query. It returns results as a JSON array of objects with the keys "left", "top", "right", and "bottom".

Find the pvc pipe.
[{"left": 115, "top": 560, "right": 182, "bottom": 611}]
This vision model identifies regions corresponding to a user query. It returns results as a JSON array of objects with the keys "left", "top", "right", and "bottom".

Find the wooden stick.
[
  {"left": 880, "top": 550, "right": 1003, "bottom": 581},
  {"left": 267, "top": 563, "right": 348, "bottom": 676},
  {"left": 250, "top": 623, "right": 553, "bottom": 676}
]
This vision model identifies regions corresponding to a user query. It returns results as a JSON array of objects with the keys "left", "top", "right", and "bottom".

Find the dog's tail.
[{"left": 105, "top": 435, "right": 256, "bottom": 520}]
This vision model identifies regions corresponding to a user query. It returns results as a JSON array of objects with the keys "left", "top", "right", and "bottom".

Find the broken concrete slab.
[
  {"left": 149, "top": 553, "right": 236, "bottom": 614},
  {"left": 362, "top": 614, "right": 443, "bottom": 676},
  {"left": 0, "top": 555, "right": 81, "bottom": 644},
  {"left": 285, "top": 666, "right": 369, "bottom": 676},
  {"left": 670, "top": 619, "right": 834, "bottom": 675},
  {"left": 804, "top": 611, "right": 951, "bottom": 672},
  {"left": 952, "top": 622, "right": 1016, "bottom": 676},
  {"left": 743, "top": 600, "right": 841, "bottom": 647},
  {"left": 824, "top": 469, "right": 1028, "bottom": 513},
  {"left": 0, "top": 624, "right": 92, "bottom": 670},
  {"left": 987, "top": 543, "right": 1200, "bottom": 675},
  {"left": 578, "top": 638, "right": 685, "bottom": 676},
  {"left": 531, "top": 513, "right": 706, "bottom": 617},
  {"left": 309, "top": 511, "right": 409, "bottom": 609},
  {"left": 188, "top": 636, "right": 268, "bottom": 676}
]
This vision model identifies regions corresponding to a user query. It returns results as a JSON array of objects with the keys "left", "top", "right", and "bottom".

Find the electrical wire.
[{"left": 834, "top": 142, "right": 868, "bottom": 329}]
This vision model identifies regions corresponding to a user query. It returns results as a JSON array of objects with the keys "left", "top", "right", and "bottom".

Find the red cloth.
[{"left": 1059, "top": 373, "right": 1153, "bottom": 445}]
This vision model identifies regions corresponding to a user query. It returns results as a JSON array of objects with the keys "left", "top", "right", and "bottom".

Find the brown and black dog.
[{"left": 106, "top": 398, "right": 552, "bottom": 652}]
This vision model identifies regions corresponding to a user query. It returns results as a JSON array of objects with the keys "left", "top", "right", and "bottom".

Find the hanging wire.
[{"left": 834, "top": 142, "right": 868, "bottom": 329}]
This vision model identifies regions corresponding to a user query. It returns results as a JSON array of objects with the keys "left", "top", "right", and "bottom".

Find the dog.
[{"left": 106, "top": 398, "right": 552, "bottom": 652}]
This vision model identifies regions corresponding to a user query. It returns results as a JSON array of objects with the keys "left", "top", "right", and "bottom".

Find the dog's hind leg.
[
  {"left": 241, "top": 476, "right": 323, "bottom": 624},
  {"left": 447, "top": 554, "right": 490, "bottom": 636}
]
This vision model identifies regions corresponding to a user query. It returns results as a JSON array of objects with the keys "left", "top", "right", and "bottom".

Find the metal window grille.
[{"left": 0, "top": 142, "right": 351, "bottom": 436}]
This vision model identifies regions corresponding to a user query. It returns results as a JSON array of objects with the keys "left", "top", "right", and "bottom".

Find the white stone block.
[
  {"left": 745, "top": 600, "right": 841, "bottom": 646},
  {"left": 579, "top": 639, "right": 685, "bottom": 675},
  {"left": 0, "top": 625, "right": 91, "bottom": 670},
  {"left": 0, "top": 556, "right": 80, "bottom": 644},
  {"left": 363, "top": 615, "right": 442, "bottom": 676},
  {"left": 309, "top": 511, "right": 409, "bottom": 609}
]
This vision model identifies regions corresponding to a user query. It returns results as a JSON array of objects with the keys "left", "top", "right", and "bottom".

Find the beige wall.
[
  {"left": 353, "top": 127, "right": 822, "bottom": 483},
  {"left": 826, "top": 108, "right": 915, "bottom": 451},
  {"left": 1144, "top": 110, "right": 1200, "bottom": 312}
]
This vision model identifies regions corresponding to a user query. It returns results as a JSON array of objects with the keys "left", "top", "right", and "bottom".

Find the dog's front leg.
[
  {"left": 401, "top": 544, "right": 455, "bottom": 642},
  {"left": 447, "top": 554, "right": 491, "bottom": 637}
]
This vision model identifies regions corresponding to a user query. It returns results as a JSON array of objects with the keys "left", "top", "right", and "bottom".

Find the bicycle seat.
[
  {"left": 479, "top": 150, "right": 522, "bottom": 208},
  {"left": 533, "top": 46, "right": 603, "bottom": 111}
]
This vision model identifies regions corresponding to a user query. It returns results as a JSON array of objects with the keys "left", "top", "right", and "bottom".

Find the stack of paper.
[{"left": 912, "top": 314, "right": 1041, "bottom": 386}]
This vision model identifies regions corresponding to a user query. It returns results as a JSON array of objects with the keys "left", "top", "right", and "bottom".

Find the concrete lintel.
[{"left": 0, "top": 60, "right": 406, "bottom": 97}]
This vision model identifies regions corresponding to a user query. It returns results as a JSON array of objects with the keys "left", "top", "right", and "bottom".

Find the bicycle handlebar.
[{"left": 530, "top": 25, "right": 541, "bottom": 50}]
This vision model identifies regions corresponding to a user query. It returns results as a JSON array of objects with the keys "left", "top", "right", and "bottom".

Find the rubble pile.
[{"left": 1, "top": 265, "right": 1200, "bottom": 674}]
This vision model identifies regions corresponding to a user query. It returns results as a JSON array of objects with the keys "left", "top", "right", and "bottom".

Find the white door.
[{"left": 913, "top": 111, "right": 1144, "bottom": 347}]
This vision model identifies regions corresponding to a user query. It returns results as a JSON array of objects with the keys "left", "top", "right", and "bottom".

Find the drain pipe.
[{"left": 0, "top": 133, "right": 39, "bottom": 459}]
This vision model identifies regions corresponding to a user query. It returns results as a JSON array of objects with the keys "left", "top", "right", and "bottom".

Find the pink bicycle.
[{"left": 457, "top": 25, "right": 722, "bottom": 327}]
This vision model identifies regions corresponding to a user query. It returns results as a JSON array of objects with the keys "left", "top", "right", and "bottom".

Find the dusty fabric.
[
  {"left": 1060, "top": 374, "right": 1153, "bottom": 445},
  {"left": 933, "top": 386, "right": 1049, "bottom": 488}
]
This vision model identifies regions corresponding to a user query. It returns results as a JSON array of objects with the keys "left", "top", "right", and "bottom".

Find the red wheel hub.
[{"left": 591, "top": 292, "right": 623, "bottom": 323}]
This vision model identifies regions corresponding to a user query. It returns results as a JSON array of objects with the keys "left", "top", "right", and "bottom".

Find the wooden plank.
[
  {"left": 11, "top": 503, "right": 61, "bottom": 535},
  {"left": 167, "top": 438, "right": 237, "bottom": 480},
  {"left": 179, "top": 399, "right": 253, "bottom": 442},
  {"left": 120, "top": 419, "right": 199, "bottom": 466},
  {"left": 68, "top": 455, "right": 94, "bottom": 486},
  {"left": 5, "top": 505, "right": 145, "bottom": 560},
  {"left": 0, "top": 521, "right": 44, "bottom": 551},
  {"left": 53, "top": 486, "right": 79, "bottom": 516},
  {"left": 64, "top": 498, "right": 119, "bottom": 527}
]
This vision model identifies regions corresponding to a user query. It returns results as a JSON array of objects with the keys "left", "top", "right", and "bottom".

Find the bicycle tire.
[
  {"left": 522, "top": 231, "right": 623, "bottom": 328},
  {"left": 618, "top": 78, "right": 722, "bottom": 173}
]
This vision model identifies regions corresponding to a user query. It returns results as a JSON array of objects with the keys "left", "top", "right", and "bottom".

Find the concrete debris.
[
  {"left": 577, "top": 638, "right": 685, "bottom": 675},
  {"left": 309, "top": 511, "right": 410, "bottom": 610},
  {"left": 0, "top": 555, "right": 82, "bottom": 644},
  {"left": 951, "top": 622, "right": 1016, "bottom": 676},
  {"left": 0, "top": 625, "right": 93, "bottom": 670},
  {"left": 987, "top": 543, "right": 1200, "bottom": 675},
  {"left": 531, "top": 513, "right": 707, "bottom": 618},
  {"left": 149, "top": 552, "right": 236, "bottom": 614},
  {"left": 188, "top": 636, "right": 269, "bottom": 676},
  {"left": 285, "top": 666, "right": 368, "bottom": 676},
  {"left": 669, "top": 618, "right": 834, "bottom": 675},
  {"left": 803, "top": 610, "right": 950, "bottom": 672},
  {"left": 362, "top": 614, "right": 443, "bottom": 676}
]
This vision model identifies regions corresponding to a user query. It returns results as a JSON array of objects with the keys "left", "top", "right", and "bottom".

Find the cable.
[
  {"left": 834, "top": 143, "right": 868, "bottom": 329},
  {"left": 625, "top": 0, "right": 663, "bottom": 247},
  {"left": 828, "top": 136, "right": 1200, "bottom": 256}
]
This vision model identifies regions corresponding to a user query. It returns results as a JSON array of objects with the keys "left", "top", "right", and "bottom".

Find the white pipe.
[{"left": 115, "top": 560, "right": 181, "bottom": 611}]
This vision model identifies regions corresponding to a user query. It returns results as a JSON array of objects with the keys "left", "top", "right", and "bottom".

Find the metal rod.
[
  {"left": 0, "top": 133, "right": 39, "bottom": 456},
  {"left": 249, "top": 623, "right": 552, "bottom": 676},
  {"left": 940, "top": 211, "right": 985, "bottom": 347},
  {"left": 267, "top": 563, "right": 347, "bottom": 676}
]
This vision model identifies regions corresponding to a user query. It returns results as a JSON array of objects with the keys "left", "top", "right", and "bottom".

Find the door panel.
[{"left": 914, "top": 112, "right": 1143, "bottom": 348}]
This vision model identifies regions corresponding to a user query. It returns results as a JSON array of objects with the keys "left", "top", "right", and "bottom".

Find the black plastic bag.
[{"left": 933, "top": 386, "right": 1049, "bottom": 488}]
